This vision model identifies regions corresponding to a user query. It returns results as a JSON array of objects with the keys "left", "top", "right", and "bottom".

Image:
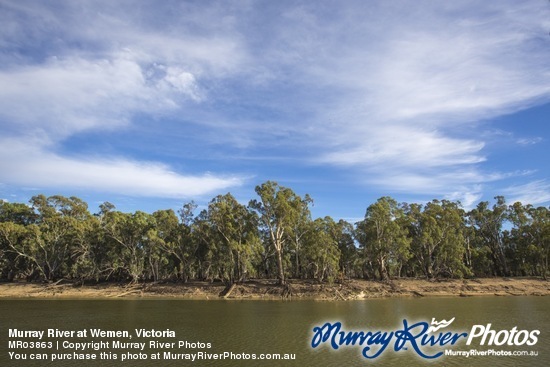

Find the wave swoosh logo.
[{"left": 427, "top": 317, "right": 455, "bottom": 333}]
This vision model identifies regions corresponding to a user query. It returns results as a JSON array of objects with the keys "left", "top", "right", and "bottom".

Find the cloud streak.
[
  {"left": 0, "top": 138, "right": 242, "bottom": 198},
  {"left": 0, "top": 52, "right": 209, "bottom": 137},
  {"left": 503, "top": 180, "right": 550, "bottom": 206}
]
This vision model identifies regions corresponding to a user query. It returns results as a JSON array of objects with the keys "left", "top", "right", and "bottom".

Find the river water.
[{"left": 0, "top": 296, "right": 548, "bottom": 366}]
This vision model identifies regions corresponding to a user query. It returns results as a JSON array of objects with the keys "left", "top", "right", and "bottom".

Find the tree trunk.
[
  {"left": 276, "top": 247, "right": 285, "bottom": 285},
  {"left": 378, "top": 257, "right": 388, "bottom": 281}
]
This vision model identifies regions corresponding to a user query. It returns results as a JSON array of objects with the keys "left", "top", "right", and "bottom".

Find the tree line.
[{"left": 0, "top": 181, "right": 548, "bottom": 284}]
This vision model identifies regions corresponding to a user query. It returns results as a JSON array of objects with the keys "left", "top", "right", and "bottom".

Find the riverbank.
[{"left": 1, "top": 277, "right": 548, "bottom": 300}]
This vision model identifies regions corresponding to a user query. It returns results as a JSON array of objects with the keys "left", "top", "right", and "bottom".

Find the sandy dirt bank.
[{"left": 0, "top": 278, "right": 548, "bottom": 300}]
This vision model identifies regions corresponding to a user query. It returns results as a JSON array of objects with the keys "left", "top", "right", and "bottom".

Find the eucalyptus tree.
[
  {"left": 407, "top": 200, "right": 468, "bottom": 279},
  {"left": 0, "top": 201, "right": 39, "bottom": 280},
  {"left": 526, "top": 205, "right": 550, "bottom": 279},
  {"left": 68, "top": 213, "right": 101, "bottom": 283},
  {"left": 506, "top": 202, "right": 533, "bottom": 276},
  {"left": 508, "top": 203, "right": 549, "bottom": 278},
  {"left": 301, "top": 217, "right": 341, "bottom": 282},
  {"left": 0, "top": 195, "right": 97, "bottom": 282},
  {"left": 286, "top": 193, "right": 313, "bottom": 279},
  {"left": 145, "top": 205, "right": 200, "bottom": 282},
  {"left": 145, "top": 209, "right": 180, "bottom": 281},
  {"left": 333, "top": 219, "right": 359, "bottom": 278},
  {"left": 468, "top": 196, "right": 510, "bottom": 276},
  {"left": 191, "top": 209, "right": 216, "bottom": 280},
  {"left": 82, "top": 202, "right": 120, "bottom": 282},
  {"left": 0, "top": 221, "right": 42, "bottom": 280},
  {"left": 102, "top": 210, "right": 154, "bottom": 282},
  {"left": 206, "top": 193, "right": 261, "bottom": 283},
  {"left": 249, "top": 181, "right": 312, "bottom": 285},
  {"left": 21, "top": 195, "right": 94, "bottom": 281},
  {"left": 355, "top": 197, "right": 411, "bottom": 280},
  {"left": 167, "top": 201, "right": 198, "bottom": 281}
]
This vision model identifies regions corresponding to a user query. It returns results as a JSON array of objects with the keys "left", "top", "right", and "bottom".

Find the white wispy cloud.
[
  {"left": 516, "top": 137, "right": 543, "bottom": 146},
  {"left": 1, "top": 55, "right": 152, "bottom": 135},
  {"left": 0, "top": 138, "right": 242, "bottom": 198},
  {"left": 502, "top": 180, "right": 550, "bottom": 206},
  {"left": 323, "top": 125, "right": 486, "bottom": 168}
]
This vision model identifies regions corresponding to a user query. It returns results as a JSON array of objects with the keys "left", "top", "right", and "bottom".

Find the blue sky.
[{"left": 0, "top": 0, "right": 549, "bottom": 222}]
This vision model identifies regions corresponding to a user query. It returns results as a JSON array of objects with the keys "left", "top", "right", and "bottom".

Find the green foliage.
[
  {"left": 0, "top": 201, "right": 37, "bottom": 225},
  {"left": 301, "top": 217, "right": 341, "bottom": 283},
  {"left": 249, "top": 181, "right": 312, "bottom": 285},
  {"left": 334, "top": 220, "right": 360, "bottom": 278},
  {"left": 507, "top": 203, "right": 549, "bottom": 279},
  {"left": 101, "top": 210, "right": 154, "bottom": 282},
  {"left": 407, "top": 200, "right": 469, "bottom": 279},
  {"left": 201, "top": 193, "right": 261, "bottom": 283},
  {"left": 468, "top": 197, "right": 510, "bottom": 276},
  {"left": 355, "top": 197, "right": 411, "bottom": 280},
  {"left": 0, "top": 221, "right": 42, "bottom": 280},
  {"left": 0, "top": 188, "right": 548, "bottom": 284}
]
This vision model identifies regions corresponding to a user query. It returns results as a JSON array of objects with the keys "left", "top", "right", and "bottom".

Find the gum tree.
[
  {"left": 508, "top": 203, "right": 549, "bottom": 278},
  {"left": 102, "top": 210, "right": 153, "bottom": 283},
  {"left": 356, "top": 197, "right": 410, "bottom": 280},
  {"left": 249, "top": 181, "right": 312, "bottom": 285},
  {"left": 28, "top": 195, "right": 92, "bottom": 281},
  {"left": 301, "top": 217, "right": 341, "bottom": 282},
  {"left": 408, "top": 200, "right": 468, "bottom": 278},
  {"left": 205, "top": 193, "right": 261, "bottom": 283},
  {"left": 468, "top": 197, "right": 510, "bottom": 276}
]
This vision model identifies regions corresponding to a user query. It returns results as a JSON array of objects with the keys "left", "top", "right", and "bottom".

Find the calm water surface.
[{"left": 0, "top": 297, "right": 548, "bottom": 366}]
